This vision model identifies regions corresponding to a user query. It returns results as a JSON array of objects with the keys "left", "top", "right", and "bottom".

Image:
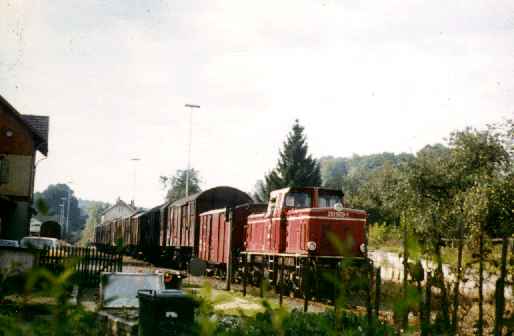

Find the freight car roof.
[
  {"left": 170, "top": 186, "right": 252, "bottom": 207},
  {"left": 199, "top": 208, "right": 226, "bottom": 216},
  {"left": 146, "top": 204, "right": 165, "bottom": 213},
  {"left": 170, "top": 191, "right": 202, "bottom": 206}
]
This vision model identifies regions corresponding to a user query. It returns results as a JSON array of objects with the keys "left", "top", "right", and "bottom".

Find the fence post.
[
  {"left": 279, "top": 256, "right": 284, "bottom": 306},
  {"left": 375, "top": 267, "right": 381, "bottom": 320},
  {"left": 86, "top": 247, "right": 91, "bottom": 285},
  {"left": 367, "top": 261, "right": 374, "bottom": 336},
  {"left": 421, "top": 272, "right": 432, "bottom": 336},
  {"left": 242, "top": 254, "right": 247, "bottom": 297},
  {"left": 303, "top": 258, "right": 309, "bottom": 313}
]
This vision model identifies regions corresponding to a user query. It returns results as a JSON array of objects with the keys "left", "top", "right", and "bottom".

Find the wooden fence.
[{"left": 38, "top": 246, "right": 123, "bottom": 287}]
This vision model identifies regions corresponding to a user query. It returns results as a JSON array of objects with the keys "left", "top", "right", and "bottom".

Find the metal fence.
[{"left": 38, "top": 246, "right": 123, "bottom": 287}]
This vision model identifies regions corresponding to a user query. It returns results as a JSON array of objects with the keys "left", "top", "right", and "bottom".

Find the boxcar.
[
  {"left": 159, "top": 201, "right": 171, "bottom": 250},
  {"left": 113, "top": 218, "right": 123, "bottom": 245},
  {"left": 165, "top": 186, "right": 252, "bottom": 264},
  {"left": 139, "top": 205, "right": 163, "bottom": 260},
  {"left": 128, "top": 211, "right": 145, "bottom": 255},
  {"left": 198, "top": 203, "right": 267, "bottom": 272},
  {"left": 95, "top": 221, "right": 113, "bottom": 250},
  {"left": 40, "top": 221, "right": 61, "bottom": 240}
]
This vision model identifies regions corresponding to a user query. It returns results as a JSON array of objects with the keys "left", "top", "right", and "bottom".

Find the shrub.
[{"left": 368, "top": 222, "right": 402, "bottom": 250}]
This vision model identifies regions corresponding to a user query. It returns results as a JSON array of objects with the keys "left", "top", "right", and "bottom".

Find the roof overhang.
[{"left": 0, "top": 94, "right": 49, "bottom": 156}]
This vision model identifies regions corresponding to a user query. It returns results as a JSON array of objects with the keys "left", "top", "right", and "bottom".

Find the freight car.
[
  {"left": 40, "top": 221, "right": 61, "bottom": 240},
  {"left": 163, "top": 186, "right": 252, "bottom": 267},
  {"left": 198, "top": 203, "right": 267, "bottom": 275}
]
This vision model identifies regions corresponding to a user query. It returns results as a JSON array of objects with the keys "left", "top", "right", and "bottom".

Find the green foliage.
[
  {"left": 34, "top": 183, "right": 86, "bottom": 234},
  {"left": 79, "top": 203, "right": 106, "bottom": 246},
  {"left": 255, "top": 120, "right": 321, "bottom": 202},
  {"left": 320, "top": 152, "right": 414, "bottom": 225},
  {"left": 0, "top": 263, "right": 100, "bottom": 336},
  {"left": 34, "top": 197, "right": 50, "bottom": 216},
  {"left": 160, "top": 168, "right": 202, "bottom": 202},
  {"left": 368, "top": 223, "right": 402, "bottom": 251},
  {"left": 319, "top": 156, "right": 348, "bottom": 190},
  {"left": 207, "top": 308, "right": 393, "bottom": 336}
]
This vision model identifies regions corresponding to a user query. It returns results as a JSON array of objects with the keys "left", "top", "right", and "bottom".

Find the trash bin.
[{"left": 137, "top": 289, "right": 197, "bottom": 336}]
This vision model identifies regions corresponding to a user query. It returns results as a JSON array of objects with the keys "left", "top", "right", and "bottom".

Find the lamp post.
[
  {"left": 184, "top": 104, "right": 200, "bottom": 198},
  {"left": 130, "top": 158, "right": 141, "bottom": 205},
  {"left": 59, "top": 202, "right": 65, "bottom": 237},
  {"left": 65, "top": 181, "right": 73, "bottom": 240}
]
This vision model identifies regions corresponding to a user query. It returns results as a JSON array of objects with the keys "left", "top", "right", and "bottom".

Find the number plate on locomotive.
[{"left": 327, "top": 211, "right": 349, "bottom": 218}]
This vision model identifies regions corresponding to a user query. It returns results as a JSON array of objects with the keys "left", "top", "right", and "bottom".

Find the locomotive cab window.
[
  {"left": 318, "top": 192, "right": 343, "bottom": 208},
  {"left": 285, "top": 192, "right": 312, "bottom": 209}
]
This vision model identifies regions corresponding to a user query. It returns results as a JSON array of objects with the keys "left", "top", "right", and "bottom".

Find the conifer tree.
[{"left": 255, "top": 120, "right": 321, "bottom": 201}]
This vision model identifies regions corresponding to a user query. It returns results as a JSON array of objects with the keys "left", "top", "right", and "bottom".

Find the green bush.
[
  {"left": 368, "top": 223, "right": 402, "bottom": 250},
  {"left": 206, "top": 308, "right": 393, "bottom": 336}
]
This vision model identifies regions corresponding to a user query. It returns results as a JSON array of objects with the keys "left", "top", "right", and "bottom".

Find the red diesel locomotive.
[{"left": 197, "top": 187, "right": 367, "bottom": 296}]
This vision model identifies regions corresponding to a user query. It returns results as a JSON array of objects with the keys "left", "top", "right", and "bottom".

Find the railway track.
[{"left": 123, "top": 260, "right": 367, "bottom": 314}]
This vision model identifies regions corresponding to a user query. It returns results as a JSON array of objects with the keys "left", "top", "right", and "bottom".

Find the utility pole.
[
  {"left": 184, "top": 104, "right": 200, "bottom": 198},
  {"left": 66, "top": 189, "right": 71, "bottom": 239}
]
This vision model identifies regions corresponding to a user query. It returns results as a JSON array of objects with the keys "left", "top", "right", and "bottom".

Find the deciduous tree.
[{"left": 160, "top": 169, "right": 201, "bottom": 203}]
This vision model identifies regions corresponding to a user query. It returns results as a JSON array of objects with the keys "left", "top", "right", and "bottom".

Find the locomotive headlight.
[
  {"left": 307, "top": 241, "right": 317, "bottom": 251},
  {"left": 334, "top": 203, "right": 344, "bottom": 212}
]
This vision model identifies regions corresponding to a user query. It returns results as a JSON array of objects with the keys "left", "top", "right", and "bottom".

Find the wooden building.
[
  {"left": 0, "top": 94, "right": 49, "bottom": 240},
  {"left": 100, "top": 198, "right": 137, "bottom": 224}
]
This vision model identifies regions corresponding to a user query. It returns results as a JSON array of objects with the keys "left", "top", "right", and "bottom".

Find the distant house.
[
  {"left": 101, "top": 198, "right": 137, "bottom": 224},
  {"left": 29, "top": 217, "right": 42, "bottom": 236},
  {"left": 0, "top": 94, "right": 49, "bottom": 240}
]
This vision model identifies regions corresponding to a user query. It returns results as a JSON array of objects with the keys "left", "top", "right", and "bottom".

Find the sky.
[{"left": 1, "top": 0, "right": 513, "bottom": 208}]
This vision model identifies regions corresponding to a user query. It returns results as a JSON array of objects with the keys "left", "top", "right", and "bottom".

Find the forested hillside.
[{"left": 320, "top": 152, "right": 414, "bottom": 225}]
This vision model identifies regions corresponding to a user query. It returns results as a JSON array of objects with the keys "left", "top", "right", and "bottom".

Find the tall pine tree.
[{"left": 255, "top": 120, "right": 321, "bottom": 202}]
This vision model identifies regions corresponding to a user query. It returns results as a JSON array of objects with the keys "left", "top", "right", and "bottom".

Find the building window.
[
  {"left": 0, "top": 155, "right": 9, "bottom": 185},
  {"left": 2, "top": 128, "right": 14, "bottom": 138}
]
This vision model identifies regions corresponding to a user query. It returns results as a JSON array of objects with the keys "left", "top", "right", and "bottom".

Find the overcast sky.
[{"left": 1, "top": 0, "right": 513, "bottom": 208}]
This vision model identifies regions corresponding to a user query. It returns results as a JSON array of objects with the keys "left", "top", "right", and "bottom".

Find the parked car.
[
  {"left": 0, "top": 239, "right": 20, "bottom": 248},
  {"left": 20, "top": 236, "right": 59, "bottom": 249}
]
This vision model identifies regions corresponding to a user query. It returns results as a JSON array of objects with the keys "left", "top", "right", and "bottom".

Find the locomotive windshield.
[
  {"left": 285, "top": 192, "right": 312, "bottom": 209},
  {"left": 318, "top": 192, "right": 343, "bottom": 208}
]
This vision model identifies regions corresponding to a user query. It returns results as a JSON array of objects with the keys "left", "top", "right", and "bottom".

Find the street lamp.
[
  {"left": 65, "top": 181, "right": 73, "bottom": 240},
  {"left": 130, "top": 158, "right": 141, "bottom": 205},
  {"left": 184, "top": 104, "right": 200, "bottom": 198},
  {"left": 59, "top": 202, "right": 65, "bottom": 236}
]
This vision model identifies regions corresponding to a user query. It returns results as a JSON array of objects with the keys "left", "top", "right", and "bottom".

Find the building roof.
[
  {"left": 0, "top": 94, "right": 49, "bottom": 156},
  {"left": 21, "top": 115, "right": 49, "bottom": 155},
  {"left": 101, "top": 197, "right": 137, "bottom": 216}
]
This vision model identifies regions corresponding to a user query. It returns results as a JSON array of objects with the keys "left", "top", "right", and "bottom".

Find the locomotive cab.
[{"left": 283, "top": 187, "right": 366, "bottom": 257}]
